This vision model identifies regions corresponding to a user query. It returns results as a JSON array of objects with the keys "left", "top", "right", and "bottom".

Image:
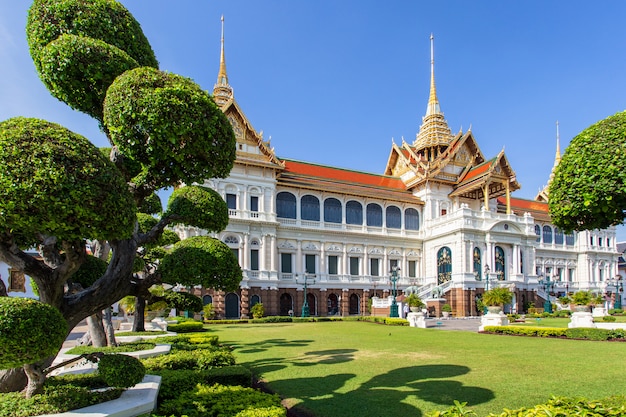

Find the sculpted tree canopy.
[
  {"left": 160, "top": 236, "right": 242, "bottom": 291},
  {"left": 0, "top": 117, "right": 136, "bottom": 248},
  {"left": 0, "top": 0, "right": 239, "bottom": 395},
  {"left": 549, "top": 111, "right": 626, "bottom": 232}
]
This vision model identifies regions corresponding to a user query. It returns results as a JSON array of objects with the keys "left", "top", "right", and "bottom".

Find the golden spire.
[
  {"left": 535, "top": 121, "right": 562, "bottom": 202},
  {"left": 413, "top": 34, "right": 453, "bottom": 154},
  {"left": 213, "top": 15, "right": 233, "bottom": 106},
  {"left": 426, "top": 33, "right": 441, "bottom": 116}
]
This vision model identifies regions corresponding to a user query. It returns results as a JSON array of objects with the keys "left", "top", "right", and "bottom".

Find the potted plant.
[
  {"left": 571, "top": 290, "right": 592, "bottom": 312},
  {"left": 405, "top": 293, "right": 424, "bottom": 312},
  {"left": 482, "top": 287, "right": 513, "bottom": 313},
  {"left": 441, "top": 303, "right": 452, "bottom": 318}
]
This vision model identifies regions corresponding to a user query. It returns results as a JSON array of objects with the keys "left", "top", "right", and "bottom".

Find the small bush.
[
  {"left": 250, "top": 316, "right": 292, "bottom": 324},
  {"left": 167, "top": 321, "right": 204, "bottom": 333},
  {"left": 385, "top": 318, "right": 409, "bottom": 326},
  {"left": 483, "top": 326, "right": 567, "bottom": 338},
  {"left": 609, "top": 308, "right": 624, "bottom": 315},
  {"left": 553, "top": 310, "right": 571, "bottom": 318},
  {"left": 156, "top": 383, "right": 285, "bottom": 417},
  {"left": 154, "top": 366, "right": 252, "bottom": 401},
  {"left": 142, "top": 348, "right": 235, "bottom": 371},
  {"left": 250, "top": 303, "right": 265, "bottom": 319},
  {"left": 66, "top": 341, "right": 155, "bottom": 355},
  {"left": 565, "top": 328, "right": 611, "bottom": 341},
  {"left": 602, "top": 315, "right": 617, "bottom": 322},
  {"left": 97, "top": 354, "right": 146, "bottom": 388}
]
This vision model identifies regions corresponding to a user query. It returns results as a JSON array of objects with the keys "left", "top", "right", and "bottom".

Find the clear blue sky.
[{"left": 2, "top": 1, "right": 626, "bottom": 240}]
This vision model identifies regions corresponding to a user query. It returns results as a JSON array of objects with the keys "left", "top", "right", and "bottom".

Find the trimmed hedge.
[
  {"left": 142, "top": 348, "right": 235, "bottom": 371},
  {"left": 155, "top": 383, "right": 285, "bottom": 417},
  {"left": 97, "top": 354, "right": 145, "bottom": 388},
  {"left": 483, "top": 325, "right": 626, "bottom": 341},
  {"left": 167, "top": 321, "right": 204, "bottom": 333},
  {"left": 152, "top": 366, "right": 253, "bottom": 401}
]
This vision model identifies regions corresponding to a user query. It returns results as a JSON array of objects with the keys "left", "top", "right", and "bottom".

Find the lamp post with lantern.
[
  {"left": 608, "top": 275, "right": 623, "bottom": 310},
  {"left": 296, "top": 270, "right": 315, "bottom": 317},
  {"left": 538, "top": 275, "right": 555, "bottom": 313},
  {"left": 389, "top": 266, "right": 400, "bottom": 318}
]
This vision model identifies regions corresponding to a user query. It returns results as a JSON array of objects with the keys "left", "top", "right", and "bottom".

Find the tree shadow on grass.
[
  {"left": 269, "top": 364, "right": 494, "bottom": 417},
  {"left": 228, "top": 338, "right": 315, "bottom": 354}
]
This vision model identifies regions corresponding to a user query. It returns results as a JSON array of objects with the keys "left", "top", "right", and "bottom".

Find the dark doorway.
[{"left": 225, "top": 293, "right": 240, "bottom": 318}]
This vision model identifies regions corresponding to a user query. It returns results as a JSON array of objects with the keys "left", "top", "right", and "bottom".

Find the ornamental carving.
[
  {"left": 302, "top": 242, "right": 318, "bottom": 251},
  {"left": 327, "top": 244, "right": 342, "bottom": 252},
  {"left": 349, "top": 247, "right": 362, "bottom": 253},
  {"left": 279, "top": 241, "right": 295, "bottom": 249}
]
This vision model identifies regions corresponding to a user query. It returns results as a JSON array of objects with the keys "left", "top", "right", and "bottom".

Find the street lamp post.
[
  {"left": 389, "top": 266, "right": 400, "bottom": 318},
  {"left": 609, "top": 275, "right": 623, "bottom": 310},
  {"left": 296, "top": 271, "right": 315, "bottom": 317}
]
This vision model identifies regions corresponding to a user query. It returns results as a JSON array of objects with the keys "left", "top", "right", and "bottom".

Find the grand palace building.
[{"left": 177, "top": 27, "right": 621, "bottom": 319}]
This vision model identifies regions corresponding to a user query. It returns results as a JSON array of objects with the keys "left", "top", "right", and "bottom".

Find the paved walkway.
[{"left": 422, "top": 317, "right": 482, "bottom": 331}]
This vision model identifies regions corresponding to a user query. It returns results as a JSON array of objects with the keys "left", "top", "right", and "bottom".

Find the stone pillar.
[
  {"left": 241, "top": 287, "right": 249, "bottom": 318},
  {"left": 362, "top": 289, "right": 370, "bottom": 316},
  {"left": 320, "top": 288, "right": 328, "bottom": 317},
  {"left": 341, "top": 288, "right": 349, "bottom": 317},
  {"left": 270, "top": 235, "right": 277, "bottom": 272},
  {"left": 269, "top": 287, "right": 279, "bottom": 316}
]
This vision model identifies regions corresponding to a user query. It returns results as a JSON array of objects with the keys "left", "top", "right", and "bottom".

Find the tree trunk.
[
  {"left": 22, "top": 363, "right": 46, "bottom": 398},
  {"left": 87, "top": 312, "right": 107, "bottom": 348},
  {"left": 132, "top": 296, "right": 146, "bottom": 332},
  {"left": 0, "top": 277, "right": 8, "bottom": 297},
  {"left": 0, "top": 368, "right": 27, "bottom": 393},
  {"left": 103, "top": 307, "right": 118, "bottom": 347}
]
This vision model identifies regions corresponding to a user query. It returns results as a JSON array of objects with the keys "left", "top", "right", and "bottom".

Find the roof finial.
[
  {"left": 426, "top": 33, "right": 441, "bottom": 116},
  {"left": 213, "top": 15, "right": 233, "bottom": 105},
  {"left": 555, "top": 120, "right": 561, "bottom": 164}
]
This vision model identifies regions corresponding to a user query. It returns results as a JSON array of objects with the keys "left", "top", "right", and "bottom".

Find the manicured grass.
[
  {"left": 511, "top": 316, "right": 626, "bottom": 328},
  {"left": 211, "top": 321, "right": 626, "bottom": 416}
]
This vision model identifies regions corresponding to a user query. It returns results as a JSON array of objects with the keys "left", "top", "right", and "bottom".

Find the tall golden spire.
[
  {"left": 213, "top": 15, "right": 233, "bottom": 106},
  {"left": 535, "top": 121, "right": 562, "bottom": 202},
  {"left": 413, "top": 34, "right": 452, "bottom": 156}
]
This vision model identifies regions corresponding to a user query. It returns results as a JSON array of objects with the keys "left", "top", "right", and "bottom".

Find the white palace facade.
[{"left": 177, "top": 29, "right": 620, "bottom": 319}]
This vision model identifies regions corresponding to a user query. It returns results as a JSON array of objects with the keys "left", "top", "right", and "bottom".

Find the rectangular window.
[
  {"left": 250, "top": 196, "right": 259, "bottom": 212},
  {"left": 328, "top": 255, "right": 338, "bottom": 275},
  {"left": 250, "top": 249, "right": 259, "bottom": 271},
  {"left": 281, "top": 253, "right": 292, "bottom": 273},
  {"left": 408, "top": 260, "right": 416, "bottom": 278},
  {"left": 370, "top": 258, "right": 380, "bottom": 276},
  {"left": 226, "top": 193, "right": 237, "bottom": 210},
  {"left": 305, "top": 254, "right": 316, "bottom": 274},
  {"left": 389, "top": 259, "right": 398, "bottom": 271},
  {"left": 232, "top": 249, "right": 240, "bottom": 265},
  {"left": 349, "top": 257, "right": 360, "bottom": 276}
]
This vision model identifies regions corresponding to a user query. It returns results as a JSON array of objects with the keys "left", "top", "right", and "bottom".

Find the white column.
[
  {"left": 270, "top": 235, "right": 277, "bottom": 271},
  {"left": 243, "top": 233, "right": 250, "bottom": 271},
  {"left": 296, "top": 240, "right": 303, "bottom": 274}
]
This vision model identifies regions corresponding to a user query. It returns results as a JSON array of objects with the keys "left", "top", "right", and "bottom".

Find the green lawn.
[{"left": 210, "top": 321, "right": 626, "bottom": 417}]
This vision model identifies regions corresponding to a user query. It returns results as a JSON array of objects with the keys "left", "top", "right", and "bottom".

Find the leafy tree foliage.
[
  {"left": 0, "top": 117, "right": 136, "bottom": 247},
  {"left": 163, "top": 291, "right": 204, "bottom": 313},
  {"left": 103, "top": 67, "right": 235, "bottom": 193},
  {"left": 160, "top": 237, "right": 242, "bottom": 291},
  {"left": 0, "top": 0, "right": 240, "bottom": 395},
  {"left": 549, "top": 111, "right": 626, "bottom": 232},
  {"left": 0, "top": 298, "right": 67, "bottom": 370}
]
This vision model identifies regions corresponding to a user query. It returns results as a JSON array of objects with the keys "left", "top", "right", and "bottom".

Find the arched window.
[
  {"left": 346, "top": 201, "right": 363, "bottom": 225},
  {"left": 405, "top": 208, "right": 420, "bottom": 231},
  {"left": 534, "top": 225, "right": 541, "bottom": 243},
  {"left": 276, "top": 192, "right": 296, "bottom": 219},
  {"left": 250, "top": 294, "right": 261, "bottom": 307},
  {"left": 542, "top": 225, "right": 553, "bottom": 244},
  {"left": 554, "top": 228, "right": 564, "bottom": 245},
  {"left": 495, "top": 246, "right": 505, "bottom": 280},
  {"left": 366, "top": 203, "right": 383, "bottom": 227},
  {"left": 324, "top": 198, "right": 342, "bottom": 223},
  {"left": 437, "top": 247, "right": 452, "bottom": 285},
  {"left": 202, "top": 295, "right": 213, "bottom": 305},
  {"left": 386, "top": 206, "right": 401, "bottom": 229},
  {"left": 566, "top": 232, "right": 575, "bottom": 246},
  {"left": 473, "top": 247, "right": 481, "bottom": 280},
  {"left": 349, "top": 293, "right": 360, "bottom": 315},
  {"left": 301, "top": 195, "right": 320, "bottom": 221}
]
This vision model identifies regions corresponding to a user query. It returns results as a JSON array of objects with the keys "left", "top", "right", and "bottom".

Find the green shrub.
[
  {"left": 602, "top": 315, "right": 617, "bottom": 322},
  {"left": 167, "top": 321, "right": 204, "bottom": 333},
  {"left": 66, "top": 341, "right": 156, "bottom": 355},
  {"left": 565, "top": 328, "right": 611, "bottom": 341},
  {"left": 291, "top": 317, "right": 316, "bottom": 323},
  {"left": 203, "top": 303, "right": 216, "bottom": 320},
  {"left": 205, "top": 319, "right": 249, "bottom": 325},
  {"left": 385, "top": 318, "right": 409, "bottom": 326},
  {"left": 483, "top": 326, "right": 567, "bottom": 338},
  {"left": 142, "top": 348, "right": 235, "bottom": 371},
  {"left": 156, "top": 383, "right": 284, "bottom": 417},
  {"left": 0, "top": 384, "right": 123, "bottom": 417},
  {"left": 609, "top": 308, "right": 624, "bottom": 315},
  {"left": 250, "top": 303, "right": 264, "bottom": 319},
  {"left": 0, "top": 297, "right": 68, "bottom": 369},
  {"left": 250, "top": 316, "right": 292, "bottom": 324},
  {"left": 234, "top": 406, "right": 287, "bottom": 417},
  {"left": 553, "top": 309, "right": 571, "bottom": 318},
  {"left": 97, "top": 354, "right": 146, "bottom": 388},
  {"left": 153, "top": 366, "right": 252, "bottom": 401}
]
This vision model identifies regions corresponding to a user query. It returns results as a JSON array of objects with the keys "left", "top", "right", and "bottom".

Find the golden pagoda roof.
[{"left": 213, "top": 15, "right": 233, "bottom": 106}]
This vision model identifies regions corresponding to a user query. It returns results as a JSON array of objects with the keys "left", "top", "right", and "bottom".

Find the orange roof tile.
[
  {"left": 282, "top": 159, "right": 407, "bottom": 190},
  {"left": 459, "top": 159, "right": 494, "bottom": 183},
  {"left": 497, "top": 196, "right": 549, "bottom": 213}
]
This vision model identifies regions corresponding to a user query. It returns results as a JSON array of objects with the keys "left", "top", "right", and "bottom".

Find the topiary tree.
[
  {"left": 0, "top": 0, "right": 241, "bottom": 396},
  {"left": 97, "top": 354, "right": 145, "bottom": 388},
  {"left": 549, "top": 111, "right": 626, "bottom": 232},
  {"left": 0, "top": 298, "right": 67, "bottom": 396}
]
